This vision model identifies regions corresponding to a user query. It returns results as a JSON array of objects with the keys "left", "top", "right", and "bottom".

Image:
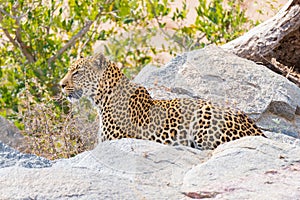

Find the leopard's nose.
[{"left": 59, "top": 81, "right": 66, "bottom": 89}]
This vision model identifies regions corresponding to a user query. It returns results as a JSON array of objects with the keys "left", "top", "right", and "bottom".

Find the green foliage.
[
  {"left": 195, "top": 0, "right": 248, "bottom": 44},
  {"left": 0, "top": 0, "right": 257, "bottom": 159},
  {"left": 104, "top": 26, "right": 158, "bottom": 77}
]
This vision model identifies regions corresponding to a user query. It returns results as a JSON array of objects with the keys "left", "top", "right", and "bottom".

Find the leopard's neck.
[
  {"left": 90, "top": 63, "right": 153, "bottom": 114},
  {"left": 91, "top": 64, "right": 154, "bottom": 139}
]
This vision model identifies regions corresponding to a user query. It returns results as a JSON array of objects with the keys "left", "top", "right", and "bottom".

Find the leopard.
[{"left": 60, "top": 53, "right": 266, "bottom": 150}]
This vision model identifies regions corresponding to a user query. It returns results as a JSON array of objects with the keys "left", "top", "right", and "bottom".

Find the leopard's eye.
[{"left": 72, "top": 71, "right": 79, "bottom": 76}]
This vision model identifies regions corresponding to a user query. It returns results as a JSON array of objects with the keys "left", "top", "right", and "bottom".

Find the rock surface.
[
  {"left": 1, "top": 136, "right": 299, "bottom": 199},
  {"left": 0, "top": 142, "right": 51, "bottom": 169},
  {"left": 0, "top": 116, "right": 25, "bottom": 150},
  {"left": 1, "top": 46, "right": 300, "bottom": 199},
  {"left": 0, "top": 139, "right": 209, "bottom": 199},
  {"left": 182, "top": 136, "right": 300, "bottom": 199}
]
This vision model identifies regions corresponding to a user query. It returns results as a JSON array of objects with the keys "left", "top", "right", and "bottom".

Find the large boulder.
[
  {"left": 0, "top": 139, "right": 209, "bottom": 199},
  {"left": 1, "top": 46, "right": 300, "bottom": 199},
  {"left": 182, "top": 135, "right": 300, "bottom": 199},
  {"left": 0, "top": 136, "right": 299, "bottom": 199}
]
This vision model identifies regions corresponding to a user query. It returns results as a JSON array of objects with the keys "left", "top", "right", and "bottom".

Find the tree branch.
[
  {"left": 0, "top": 15, "right": 19, "bottom": 49},
  {"left": 0, "top": 8, "right": 35, "bottom": 63},
  {"left": 147, "top": 0, "right": 187, "bottom": 51},
  {"left": 47, "top": 11, "right": 102, "bottom": 66},
  {"left": 222, "top": 0, "right": 300, "bottom": 69},
  {"left": 14, "top": 22, "right": 35, "bottom": 63}
]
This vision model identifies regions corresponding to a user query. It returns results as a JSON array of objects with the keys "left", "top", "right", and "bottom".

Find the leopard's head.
[{"left": 59, "top": 53, "right": 108, "bottom": 102}]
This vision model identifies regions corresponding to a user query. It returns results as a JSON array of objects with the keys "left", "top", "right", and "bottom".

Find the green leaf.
[{"left": 123, "top": 17, "right": 134, "bottom": 24}]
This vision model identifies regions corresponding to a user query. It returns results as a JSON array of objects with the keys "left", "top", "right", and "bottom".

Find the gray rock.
[
  {"left": 0, "top": 139, "right": 209, "bottom": 199},
  {"left": 264, "top": 131, "right": 300, "bottom": 147},
  {"left": 1, "top": 137, "right": 300, "bottom": 199},
  {"left": 0, "top": 141, "right": 51, "bottom": 168},
  {"left": 134, "top": 46, "right": 300, "bottom": 138},
  {"left": 182, "top": 136, "right": 300, "bottom": 199},
  {"left": 0, "top": 116, "right": 25, "bottom": 150}
]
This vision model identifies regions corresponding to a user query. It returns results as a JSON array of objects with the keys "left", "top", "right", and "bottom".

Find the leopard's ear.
[{"left": 91, "top": 52, "right": 109, "bottom": 70}]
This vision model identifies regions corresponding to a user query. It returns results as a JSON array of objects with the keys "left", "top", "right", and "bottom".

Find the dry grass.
[{"left": 19, "top": 91, "right": 98, "bottom": 160}]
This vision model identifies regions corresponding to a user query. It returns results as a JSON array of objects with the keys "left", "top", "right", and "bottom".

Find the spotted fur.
[{"left": 60, "top": 53, "right": 266, "bottom": 150}]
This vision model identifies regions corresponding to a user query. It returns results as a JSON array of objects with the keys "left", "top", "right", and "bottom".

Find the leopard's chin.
[{"left": 66, "top": 89, "right": 83, "bottom": 103}]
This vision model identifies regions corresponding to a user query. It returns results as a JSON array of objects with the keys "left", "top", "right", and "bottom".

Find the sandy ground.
[{"left": 163, "top": 0, "right": 287, "bottom": 26}]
